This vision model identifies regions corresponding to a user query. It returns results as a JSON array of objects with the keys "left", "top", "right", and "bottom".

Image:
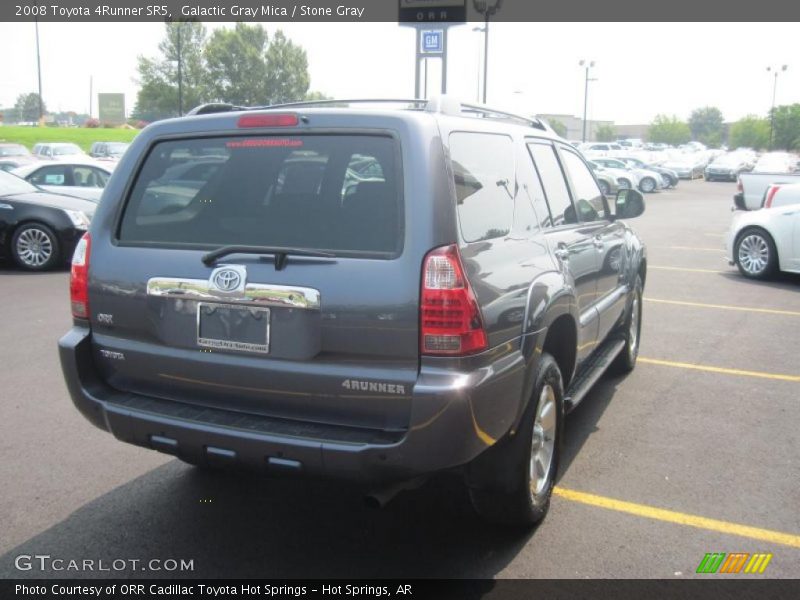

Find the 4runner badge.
[{"left": 342, "top": 379, "right": 406, "bottom": 395}]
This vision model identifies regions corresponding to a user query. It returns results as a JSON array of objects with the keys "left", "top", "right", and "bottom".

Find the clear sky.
[{"left": 0, "top": 21, "right": 797, "bottom": 125}]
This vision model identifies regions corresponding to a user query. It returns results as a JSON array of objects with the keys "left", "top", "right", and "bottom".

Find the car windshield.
[
  {"left": 54, "top": 144, "right": 82, "bottom": 156},
  {"left": 0, "top": 170, "right": 39, "bottom": 196},
  {"left": 0, "top": 144, "right": 30, "bottom": 157}
]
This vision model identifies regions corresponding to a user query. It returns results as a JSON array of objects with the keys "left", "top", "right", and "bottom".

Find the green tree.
[
  {"left": 595, "top": 124, "right": 616, "bottom": 142},
  {"left": 770, "top": 103, "right": 800, "bottom": 151},
  {"left": 264, "top": 30, "right": 310, "bottom": 104},
  {"left": 201, "top": 25, "right": 310, "bottom": 106},
  {"left": 204, "top": 23, "right": 270, "bottom": 106},
  {"left": 728, "top": 115, "right": 770, "bottom": 150},
  {"left": 132, "top": 21, "right": 208, "bottom": 122},
  {"left": 689, "top": 106, "right": 725, "bottom": 147},
  {"left": 305, "top": 91, "right": 332, "bottom": 101},
  {"left": 14, "top": 93, "right": 46, "bottom": 122},
  {"left": 545, "top": 119, "right": 567, "bottom": 138},
  {"left": 648, "top": 115, "right": 691, "bottom": 145}
]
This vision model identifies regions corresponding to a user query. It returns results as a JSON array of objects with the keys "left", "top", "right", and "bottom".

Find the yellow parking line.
[
  {"left": 553, "top": 487, "right": 800, "bottom": 549},
  {"left": 644, "top": 297, "right": 800, "bottom": 317},
  {"left": 650, "top": 265, "right": 724, "bottom": 274},
  {"left": 664, "top": 245, "right": 726, "bottom": 252},
  {"left": 638, "top": 357, "right": 800, "bottom": 382}
]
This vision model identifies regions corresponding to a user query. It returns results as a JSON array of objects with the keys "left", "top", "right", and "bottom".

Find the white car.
[
  {"left": 752, "top": 152, "right": 800, "bottom": 174},
  {"left": 588, "top": 160, "right": 639, "bottom": 191},
  {"left": 30, "top": 142, "right": 89, "bottom": 161},
  {"left": 11, "top": 161, "right": 112, "bottom": 203},
  {"left": 727, "top": 182, "right": 800, "bottom": 278},
  {"left": 590, "top": 157, "right": 662, "bottom": 193}
]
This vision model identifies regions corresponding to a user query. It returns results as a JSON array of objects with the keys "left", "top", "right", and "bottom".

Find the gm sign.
[
  {"left": 420, "top": 30, "right": 444, "bottom": 53},
  {"left": 398, "top": 0, "right": 467, "bottom": 22}
]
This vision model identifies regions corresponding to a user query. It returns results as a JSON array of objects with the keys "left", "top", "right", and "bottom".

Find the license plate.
[{"left": 197, "top": 303, "right": 270, "bottom": 354}]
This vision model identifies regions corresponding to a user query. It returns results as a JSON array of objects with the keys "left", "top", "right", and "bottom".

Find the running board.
[{"left": 564, "top": 338, "right": 626, "bottom": 413}]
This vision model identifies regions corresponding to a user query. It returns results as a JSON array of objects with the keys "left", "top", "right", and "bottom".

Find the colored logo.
[{"left": 696, "top": 552, "right": 772, "bottom": 574}]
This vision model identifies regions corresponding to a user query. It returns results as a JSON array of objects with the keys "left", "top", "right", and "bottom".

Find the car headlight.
[{"left": 63, "top": 209, "right": 92, "bottom": 230}]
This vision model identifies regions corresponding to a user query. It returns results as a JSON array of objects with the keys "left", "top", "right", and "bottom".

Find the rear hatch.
[{"left": 88, "top": 126, "right": 419, "bottom": 433}]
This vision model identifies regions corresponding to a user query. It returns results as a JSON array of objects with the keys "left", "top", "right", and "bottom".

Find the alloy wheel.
[
  {"left": 530, "top": 384, "right": 557, "bottom": 497},
  {"left": 737, "top": 234, "right": 769, "bottom": 275},
  {"left": 15, "top": 227, "right": 54, "bottom": 268}
]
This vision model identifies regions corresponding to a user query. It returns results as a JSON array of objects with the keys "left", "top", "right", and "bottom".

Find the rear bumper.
[{"left": 58, "top": 327, "right": 528, "bottom": 483}]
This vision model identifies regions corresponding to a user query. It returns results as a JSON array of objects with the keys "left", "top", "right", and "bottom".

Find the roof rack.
[{"left": 186, "top": 95, "right": 550, "bottom": 132}]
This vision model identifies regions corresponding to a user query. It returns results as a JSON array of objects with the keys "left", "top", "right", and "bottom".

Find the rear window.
[{"left": 118, "top": 135, "right": 402, "bottom": 256}]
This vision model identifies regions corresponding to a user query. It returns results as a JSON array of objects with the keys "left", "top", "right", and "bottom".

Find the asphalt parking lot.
[{"left": 1, "top": 179, "right": 798, "bottom": 579}]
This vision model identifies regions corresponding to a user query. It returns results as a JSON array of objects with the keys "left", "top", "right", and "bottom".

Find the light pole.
[
  {"left": 472, "top": 26, "right": 485, "bottom": 102},
  {"left": 579, "top": 60, "right": 596, "bottom": 143},
  {"left": 767, "top": 64, "right": 788, "bottom": 150},
  {"left": 34, "top": 9, "right": 44, "bottom": 125},
  {"left": 472, "top": 1, "right": 503, "bottom": 104},
  {"left": 176, "top": 22, "right": 184, "bottom": 116}
]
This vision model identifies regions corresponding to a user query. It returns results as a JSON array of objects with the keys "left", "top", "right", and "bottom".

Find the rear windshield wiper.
[{"left": 202, "top": 245, "right": 335, "bottom": 270}]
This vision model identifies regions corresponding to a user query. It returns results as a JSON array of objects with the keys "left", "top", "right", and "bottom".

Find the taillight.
[
  {"left": 420, "top": 244, "right": 488, "bottom": 356},
  {"left": 736, "top": 178, "right": 743, "bottom": 194},
  {"left": 237, "top": 113, "right": 299, "bottom": 128},
  {"left": 70, "top": 233, "right": 91, "bottom": 319},
  {"left": 764, "top": 185, "right": 780, "bottom": 208}
]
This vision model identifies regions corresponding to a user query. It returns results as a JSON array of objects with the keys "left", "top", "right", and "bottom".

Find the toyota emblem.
[{"left": 211, "top": 268, "right": 242, "bottom": 292}]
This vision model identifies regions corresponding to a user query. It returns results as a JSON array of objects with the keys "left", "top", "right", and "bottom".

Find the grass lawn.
[{"left": 0, "top": 126, "right": 140, "bottom": 152}]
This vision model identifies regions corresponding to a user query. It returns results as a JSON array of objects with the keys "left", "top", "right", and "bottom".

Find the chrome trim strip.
[
  {"left": 595, "top": 284, "right": 629, "bottom": 316},
  {"left": 147, "top": 277, "right": 321, "bottom": 310},
  {"left": 0, "top": 203, "right": 14, "bottom": 210}
]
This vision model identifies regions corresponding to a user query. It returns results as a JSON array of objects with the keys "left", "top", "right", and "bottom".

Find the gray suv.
[{"left": 59, "top": 97, "right": 646, "bottom": 526}]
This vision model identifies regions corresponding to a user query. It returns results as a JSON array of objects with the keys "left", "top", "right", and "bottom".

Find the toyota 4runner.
[{"left": 59, "top": 97, "right": 647, "bottom": 525}]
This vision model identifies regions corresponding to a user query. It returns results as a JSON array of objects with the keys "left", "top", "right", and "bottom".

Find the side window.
[
  {"left": 527, "top": 142, "right": 577, "bottom": 226},
  {"left": 29, "top": 165, "right": 69, "bottom": 186},
  {"left": 513, "top": 144, "right": 551, "bottom": 234},
  {"left": 560, "top": 149, "right": 607, "bottom": 222},
  {"left": 449, "top": 132, "right": 515, "bottom": 242}
]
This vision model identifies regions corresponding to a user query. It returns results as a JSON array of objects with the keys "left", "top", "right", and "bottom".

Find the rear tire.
[
  {"left": 11, "top": 222, "right": 61, "bottom": 271},
  {"left": 468, "top": 353, "right": 563, "bottom": 527},
  {"left": 735, "top": 228, "right": 778, "bottom": 280},
  {"left": 639, "top": 177, "right": 656, "bottom": 193},
  {"left": 610, "top": 275, "right": 643, "bottom": 374}
]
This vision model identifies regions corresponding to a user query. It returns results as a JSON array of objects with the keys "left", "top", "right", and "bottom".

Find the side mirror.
[{"left": 614, "top": 189, "right": 645, "bottom": 219}]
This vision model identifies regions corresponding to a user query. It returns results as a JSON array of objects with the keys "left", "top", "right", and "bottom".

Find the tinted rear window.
[{"left": 118, "top": 135, "right": 402, "bottom": 256}]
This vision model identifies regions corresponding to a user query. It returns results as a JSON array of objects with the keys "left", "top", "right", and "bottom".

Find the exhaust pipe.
[{"left": 364, "top": 477, "right": 427, "bottom": 509}]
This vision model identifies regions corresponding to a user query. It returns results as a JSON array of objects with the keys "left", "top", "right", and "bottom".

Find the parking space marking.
[
  {"left": 650, "top": 265, "right": 725, "bottom": 274},
  {"left": 644, "top": 297, "right": 800, "bottom": 317},
  {"left": 553, "top": 487, "right": 800, "bottom": 548},
  {"left": 638, "top": 357, "right": 800, "bottom": 382}
]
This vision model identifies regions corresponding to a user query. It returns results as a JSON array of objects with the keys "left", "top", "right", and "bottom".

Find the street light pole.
[
  {"left": 579, "top": 60, "right": 595, "bottom": 143},
  {"left": 767, "top": 64, "right": 788, "bottom": 150},
  {"left": 472, "top": 26, "right": 485, "bottom": 102},
  {"left": 472, "top": 1, "right": 503, "bottom": 104},
  {"left": 176, "top": 22, "right": 184, "bottom": 116},
  {"left": 34, "top": 15, "right": 44, "bottom": 125}
]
